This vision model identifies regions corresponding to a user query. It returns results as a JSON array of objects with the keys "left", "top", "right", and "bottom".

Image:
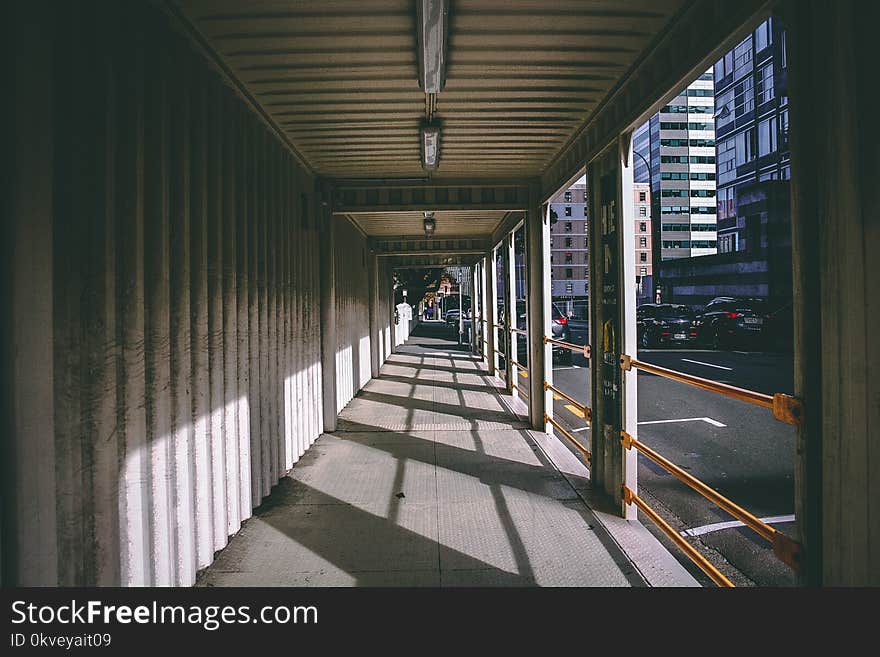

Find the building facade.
[
  {"left": 548, "top": 183, "right": 589, "bottom": 299},
  {"left": 633, "top": 182, "right": 653, "bottom": 302},
  {"left": 713, "top": 16, "right": 790, "bottom": 255},
  {"left": 633, "top": 72, "right": 718, "bottom": 263}
]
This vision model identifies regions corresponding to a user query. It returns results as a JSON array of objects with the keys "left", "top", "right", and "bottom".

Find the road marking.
[
  {"left": 681, "top": 514, "right": 796, "bottom": 537},
  {"left": 571, "top": 426, "right": 590, "bottom": 433},
  {"left": 564, "top": 404, "right": 585, "bottom": 419},
  {"left": 553, "top": 365, "right": 584, "bottom": 370},
  {"left": 638, "top": 417, "right": 727, "bottom": 428},
  {"left": 681, "top": 358, "right": 733, "bottom": 371}
]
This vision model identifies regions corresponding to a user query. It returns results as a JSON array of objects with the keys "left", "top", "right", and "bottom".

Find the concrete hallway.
[{"left": 197, "top": 323, "right": 689, "bottom": 586}]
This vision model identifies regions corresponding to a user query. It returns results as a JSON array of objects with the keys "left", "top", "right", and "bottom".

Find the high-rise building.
[
  {"left": 548, "top": 181, "right": 653, "bottom": 306},
  {"left": 633, "top": 72, "right": 718, "bottom": 262},
  {"left": 713, "top": 16, "right": 790, "bottom": 255},
  {"left": 633, "top": 182, "right": 653, "bottom": 302},
  {"left": 548, "top": 183, "right": 589, "bottom": 301}
]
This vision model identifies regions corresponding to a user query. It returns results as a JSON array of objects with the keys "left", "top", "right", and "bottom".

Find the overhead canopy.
[{"left": 173, "top": 0, "right": 759, "bottom": 266}]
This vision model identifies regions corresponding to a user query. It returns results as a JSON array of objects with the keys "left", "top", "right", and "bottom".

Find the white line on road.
[
  {"left": 681, "top": 358, "right": 733, "bottom": 371},
  {"left": 681, "top": 514, "right": 796, "bottom": 537},
  {"left": 553, "top": 365, "right": 583, "bottom": 370},
  {"left": 638, "top": 417, "right": 727, "bottom": 428},
  {"left": 571, "top": 426, "right": 590, "bottom": 433}
]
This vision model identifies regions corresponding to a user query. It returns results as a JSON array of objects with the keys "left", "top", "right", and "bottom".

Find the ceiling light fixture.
[
  {"left": 416, "top": 0, "right": 449, "bottom": 93},
  {"left": 420, "top": 123, "right": 441, "bottom": 171},
  {"left": 423, "top": 212, "right": 436, "bottom": 238}
]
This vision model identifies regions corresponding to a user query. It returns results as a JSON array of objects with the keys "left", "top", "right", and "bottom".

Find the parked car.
[
  {"left": 694, "top": 296, "right": 769, "bottom": 349},
  {"left": 444, "top": 308, "right": 461, "bottom": 325},
  {"left": 513, "top": 300, "right": 573, "bottom": 364},
  {"left": 494, "top": 300, "right": 573, "bottom": 366},
  {"left": 763, "top": 301, "right": 793, "bottom": 352},
  {"left": 636, "top": 304, "right": 697, "bottom": 348}
]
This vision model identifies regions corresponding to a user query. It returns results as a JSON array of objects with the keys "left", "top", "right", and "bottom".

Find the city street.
[{"left": 545, "top": 347, "right": 797, "bottom": 586}]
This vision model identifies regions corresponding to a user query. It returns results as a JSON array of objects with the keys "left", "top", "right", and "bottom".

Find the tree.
[{"left": 393, "top": 267, "right": 451, "bottom": 306}]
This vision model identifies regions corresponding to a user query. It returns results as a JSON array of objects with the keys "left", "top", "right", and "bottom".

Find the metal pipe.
[
  {"left": 545, "top": 414, "right": 591, "bottom": 462},
  {"left": 621, "top": 432, "right": 777, "bottom": 543},
  {"left": 543, "top": 382, "right": 591, "bottom": 420},
  {"left": 544, "top": 336, "right": 590, "bottom": 354},
  {"left": 626, "top": 356, "right": 773, "bottom": 409},
  {"left": 624, "top": 487, "right": 734, "bottom": 587}
]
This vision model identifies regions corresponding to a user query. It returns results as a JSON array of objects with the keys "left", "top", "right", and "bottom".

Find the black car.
[
  {"left": 694, "top": 296, "right": 768, "bottom": 349},
  {"left": 636, "top": 304, "right": 697, "bottom": 348},
  {"left": 495, "top": 300, "right": 572, "bottom": 365}
]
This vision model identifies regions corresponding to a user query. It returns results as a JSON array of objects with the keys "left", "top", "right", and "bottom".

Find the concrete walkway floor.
[{"left": 198, "top": 322, "right": 697, "bottom": 587}]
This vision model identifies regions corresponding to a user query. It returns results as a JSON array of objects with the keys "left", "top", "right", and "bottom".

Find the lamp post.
[{"left": 632, "top": 148, "right": 662, "bottom": 303}]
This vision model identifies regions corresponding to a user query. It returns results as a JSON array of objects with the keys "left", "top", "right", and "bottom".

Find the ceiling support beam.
[
  {"left": 329, "top": 178, "right": 532, "bottom": 214},
  {"left": 370, "top": 235, "right": 491, "bottom": 256}
]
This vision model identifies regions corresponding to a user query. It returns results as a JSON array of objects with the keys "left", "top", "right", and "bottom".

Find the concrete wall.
[{"left": 3, "top": 2, "right": 326, "bottom": 586}]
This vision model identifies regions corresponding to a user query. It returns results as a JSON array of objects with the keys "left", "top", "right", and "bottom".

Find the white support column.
[
  {"left": 527, "top": 187, "right": 552, "bottom": 431},
  {"left": 319, "top": 195, "right": 337, "bottom": 433},
  {"left": 588, "top": 138, "right": 637, "bottom": 518},
  {"left": 484, "top": 253, "right": 496, "bottom": 375},
  {"left": 368, "top": 252, "right": 380, "bottom": 378},
  {"left": 619, "top": 134, "right": 639, "bottom": 520},
  {"left": 470, "top": 264, "right": 478, "bottom": 354}
]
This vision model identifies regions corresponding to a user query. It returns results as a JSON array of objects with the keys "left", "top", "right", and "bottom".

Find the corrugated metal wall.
[
  {"left": 334, "top": 220, "right": 373, "bottom": 412},
  {"left": 5, "top": 2, "right": 329, "bottom": 586}
]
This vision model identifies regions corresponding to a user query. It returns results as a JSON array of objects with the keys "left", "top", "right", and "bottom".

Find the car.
[
  {"left": 636, "top": 303, "right": 697, "bottom": 348},
  {"left": 694, "top": 296, "right": 769, "bottom": 349},
  {"left": 444, "top": 308, "right": 461, "bottom": 325},
  {"left": 513, "top": 300, "right": 574, "bottom": 364},
  {"left": 763, "top": 301, "right": 793, "bottom": 352}
]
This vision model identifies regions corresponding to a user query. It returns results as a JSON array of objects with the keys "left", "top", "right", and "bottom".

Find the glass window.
[
  {"left": 781, "top": 30, "right": 787, "bottom": 68},
  {"left": 718, "top": 136, "right": 736, "bottom": 183},
  {"left": 715, "top": 89, "right": 734, "bottom": 129},
  {"left": 733, "top": 37, "right": 753, "bottom": 81},
  {"left": 735, "top": 129, "right": 756, "bottom": 165},
  {"left": 755, "top": 19, "right": 772, "bottom": 52},
  {"left": 757, "top": 63, "right": 774, "bottom": 104},
  {"left": 758, "top": 116, "right": 777, "bottom": 156}
]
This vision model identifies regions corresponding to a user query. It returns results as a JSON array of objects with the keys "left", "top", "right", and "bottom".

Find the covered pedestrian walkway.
[
  {"left": 198, "top": 323, "right": 694, "bottom": 586},
  {"left": 3, "top": 1, "right": 876, "bottom": 588}
]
